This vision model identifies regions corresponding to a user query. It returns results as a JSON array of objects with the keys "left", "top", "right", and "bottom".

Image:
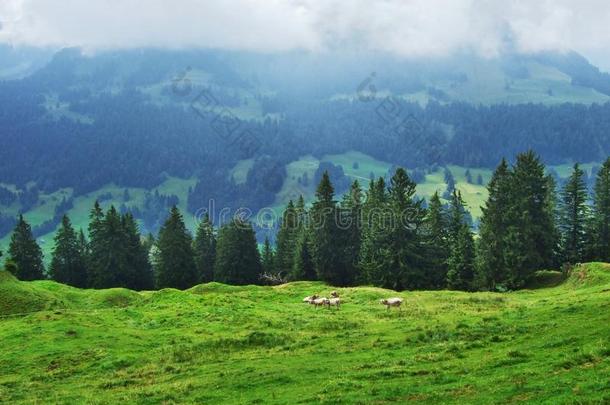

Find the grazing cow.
[
  {"left": 310, "top": 297, "right": 331, "bottom": 309},
  {"left": 380, "top": 297, "right": 403, "bottom": 310},
  {"left": 328, "top": 297, "right": 341, "bottom": 309},
  {"left": 303, "top": 294, "right": 319, "bottom": 303}
]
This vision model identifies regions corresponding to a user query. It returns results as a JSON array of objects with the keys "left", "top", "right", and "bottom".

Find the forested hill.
[{"left": 2, "top": 48, "right": 610, "bottom": 241}]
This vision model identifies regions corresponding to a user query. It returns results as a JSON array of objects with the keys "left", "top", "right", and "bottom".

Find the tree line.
[{"left": 3, "top": 151, "right": 610, "bottom": 292}]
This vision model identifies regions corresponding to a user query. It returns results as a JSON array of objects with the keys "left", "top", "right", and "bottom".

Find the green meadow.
[{"left": 0, "top": 263, "right": 609, "bottom": 404}]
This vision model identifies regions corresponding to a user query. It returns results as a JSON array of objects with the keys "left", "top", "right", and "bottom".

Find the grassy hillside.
[{"left": 0, "top": 263, "right": 608, "bottom": 404}]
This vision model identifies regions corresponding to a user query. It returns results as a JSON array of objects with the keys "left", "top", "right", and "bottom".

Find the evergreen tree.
[
  {"left": 214, "top": 218, "right": 261, "bottom": 285},
  {"left": 476, "top": 173, "right": 484, "bottom": 185},
  {"left": 590, "top": 158, "right": 610, "bottom": 261},
  {"left": 446, "top": 191, "right": 475, "bottom": 290},
  {"left": 275, "top": 200, "right": 298, "bottom": 273},
  {"left": 292, "top": 232, "right": 316, "bottom": 280},
  {"left": 503, "top": 151, "right": 557, "bottom": 288},
  {"left": 559, "top": 163, "right": 589, "bottom": 264},
  {"left": 477, "top": 159, "right": 511, "bottom": 289},
  {"left": 385, "top": 168, "right": 426, "bottom": 290},
  {"left": 422, "top": 192, "right": 449, "bottom": 288},
  {"left": 122, "top": 212, "right": 154, "bottom": 290},
  {"left": 49, "top": 215, "right": 88, "bottom": 287},
  {"left": 8, "top": 215, "right": 45, "bottom": 280},
  {"left": 311, "top": 171, "right": 349, "bottom": 285},
  {"left": 358, "top": 178, "right": 391, "bottom": 285},
  {"left": 465, "top": 169, "right": 473, "bottom": 184},
  {"left": 156, "top": 206, "right": 198, "bottom": 289},
  {"left": 193, "top": 214, "right": 216, "bottom": 283},
  {"left": 340, "top": 180, "right": 363, "bottom": 284},
  {"left": 261, "top": 237, "right": 275, "bottom": 275}
]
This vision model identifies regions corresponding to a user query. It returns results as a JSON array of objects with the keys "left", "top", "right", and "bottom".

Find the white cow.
[{"left": 380, "top": 297, "right": 403, "bottom": 310}]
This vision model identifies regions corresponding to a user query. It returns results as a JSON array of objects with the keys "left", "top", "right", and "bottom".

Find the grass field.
[{"left": 0, "top": 263, "right": 608, "bottom": 403}]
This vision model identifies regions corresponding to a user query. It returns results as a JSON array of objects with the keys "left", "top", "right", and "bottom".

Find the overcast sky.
[{"left": 1, "top": 0, "right": 610, "bottom": 70}]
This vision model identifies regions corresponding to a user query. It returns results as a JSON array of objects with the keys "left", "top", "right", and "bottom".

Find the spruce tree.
[
  {"left": 8, "top": 215, "right": 45, "bottom": 280},
  {"left": 122, "top": 213, "right": 154, "bottom": 290},
  {"left": 261, "top": 237, "right": 275, "bottom": 275},
  {"left": 49, "top": 215, "right": 88, "bottom": 287},
  {"left": 422, "top": 191, "right": 449, "bottom": 288},
  {"left": 359, "top": 177, "right": 391, "bottom": 285},
  {"left": 385, "top": 168, "right": 426, "bottom": 290},
  {"left": 292, "top": 232, "right": 316, "bottom": 280},
  {"left": 477, "top": 159, "right": 511, "bottom": 289},
  {"left": 590, "top": 158, "right": 610, "bottom": 261},
  {"left": 275, "top": 200, "right": 298, "bottom": 273},
  {"left": 503, "top": 151, "right": 557, "bottom": 288},
  {"left": 156, "top": 206, "right": 198, "bottom": 289},
  {"left": 559, "top": 163, "right": 589, "bottom": 264},
  {"left": 340, "top": 180, "right": 363, "bottom": 284},
  {"left": 214, "top": 218, "right": 261, "bottom": 285},
  {"left": 310, "top": 171, "right": 349, "bottom": 285},
  {"left": 446, "top": 191, "right": 475, "bottom": 290},
  {"left": 193, "top": 214, "right": 216, "bottom": 283}
]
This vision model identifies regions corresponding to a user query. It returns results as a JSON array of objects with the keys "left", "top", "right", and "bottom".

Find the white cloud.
[{"left": 1, "top": 0, "right": 610, "bottom": 67}]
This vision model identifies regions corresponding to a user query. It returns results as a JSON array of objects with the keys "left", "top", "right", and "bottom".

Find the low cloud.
[{"left": 1, "top": 0, "right": 610, "bottom": 66}]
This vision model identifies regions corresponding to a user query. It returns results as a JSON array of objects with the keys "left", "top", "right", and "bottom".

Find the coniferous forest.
[{"left": 3, "top": 151, "right": 610, "bottom": 292}]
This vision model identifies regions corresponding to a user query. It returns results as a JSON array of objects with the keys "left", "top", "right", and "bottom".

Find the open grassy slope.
[{"left": 0, "top": 264, "right": 609, "bottom": 404}]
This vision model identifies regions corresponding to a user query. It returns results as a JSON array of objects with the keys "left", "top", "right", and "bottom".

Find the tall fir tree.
[
  {"left": 156, "top": 206, "right": 198, "bottom": 289},
  {"left": 446, "top": 191, "right": 475, "bottom": 290},
  {"left": 359, "top": 177, "right": 391, "bottom": 285},
  {"left": 422, "top": 191, "right": 449, "bottom": 288},
  {"left": 214, "top": 218, "right": 262, "bottom": 285},
  {"left": 292, "top": 232, "right": 316, "bottom": 280},
  {"left": 503, "top": 151, "right": 557, "bottom": 288},
  {"left": 121, "top": 212, "right": 154, "bottom": 290},
  {"left": 559, "top": 163, "right": 589, "bottom": 264},
  {"left": 310, "top": 171, "right": 350, "bottom": 285},
  {"left": 49, "top": 215, "right": 88, "bottom": 287},
  {"left": 275, "top": 200, "right": 299, "bottom": 274},
  {"left": 386, "top": 168, "right": 425, "bottom": 290},
  {"left": 477, "top": 159, "right": 511, "bottom": 289},
  {"left": 8, "top": 215, "right": 45, "bottom": 280},
  {"left": 589, "top": 158, "right": 610, "bottom": 261},
  {"left": 261, "top": 236, "right": 275, "bottom": 275},
  {"left": 193, "top": 214, "right": 216, "bottom": 283},
  {"left": 340, "top": 180, "right": 363, "bottom": 284}
]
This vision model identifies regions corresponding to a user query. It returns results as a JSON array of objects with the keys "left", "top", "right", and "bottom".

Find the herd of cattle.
[{"left": 302, "top": 291, "right": 404, "bottom": 310}]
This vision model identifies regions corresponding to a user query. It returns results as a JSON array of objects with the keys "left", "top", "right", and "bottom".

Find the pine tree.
[
  {"left": 503, "top": 151, "right": 557, "bottom": 288},
  {"left": 465, "top": 169, "right": 473, "bottom": 184},
  {"left": 214, "top": 218, "right": 261, "bottom": 285},
  {"left": 359, "top": 177, "right": 391, "bottom": 285},
  {"left": 49, "top": 215, "right": 88, "bottom": 287},
  {"left": 261, "top": 237, "right": 275, "bottom": 275},
  {"left": 292, "top": 232, "right": 316, "bottom": 280},
  {"left": 310, "top": 171, "right": 349, "bottom": 285},
  {"left": 446, "top": 191, "right": 475, "bottom": 290},
  {"left": 275, "top": 200, "right": 298, "bottom": 273},
  {"left": 590, "top": 158, "right": 610, "bottom": 261},
  {"left": 156, "top": 206, "right": 198, "bottom": 289},
  {"left": 559, "top": 164, "right": 589, "bottom": 264},
  {"left": 385, "top": 168, "right": 426, "bottom": 290},
  {"left": 477, "top": 159, "right": 511, "bottom": 289},
  {"left": 122, "top": 212, "right": 154, "bottom": 290},
  {"left": 340, "top": 180, "right": 363, "bottom": 284},
  {"left": 193, "top": 214, "right": 216, "bottom": 283},
  {"left": 8, "top": 215, "right": 45, "bottom": 280},
  {"left": 422, "top": 192, "right": 449, "bottom": 288}
]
